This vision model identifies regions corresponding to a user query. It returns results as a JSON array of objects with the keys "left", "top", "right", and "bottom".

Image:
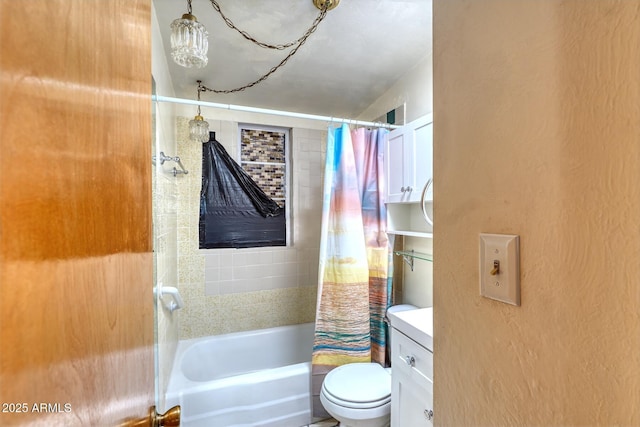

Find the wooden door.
[{"left": 0, "top": 1, "right": 155, "bottom": 426}]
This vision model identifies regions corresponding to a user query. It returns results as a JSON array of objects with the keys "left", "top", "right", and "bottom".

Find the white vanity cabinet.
[
  {"left": 385, "top": 114, "right": 433, "bottom": 203},
  {"left": 387, "top": 307, "right": 434, "bottom": 427}
]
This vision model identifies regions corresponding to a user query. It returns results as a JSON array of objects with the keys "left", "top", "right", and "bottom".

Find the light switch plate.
[{"left": 479, "top": 233, "right": 520, "bottom": 306}]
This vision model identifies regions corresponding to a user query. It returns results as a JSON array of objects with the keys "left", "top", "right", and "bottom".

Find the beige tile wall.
[{"left": 176, "top": 116, "right": 326, "bottom": 339}]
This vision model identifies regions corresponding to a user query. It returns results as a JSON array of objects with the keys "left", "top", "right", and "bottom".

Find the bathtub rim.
[{"left": 166, "top": 322, "right": 315, "bottom": 391}]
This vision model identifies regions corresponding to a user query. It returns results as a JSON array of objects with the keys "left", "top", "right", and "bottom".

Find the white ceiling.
[{"left": 152, "top": 0, "right": 432, "bottom": 118}]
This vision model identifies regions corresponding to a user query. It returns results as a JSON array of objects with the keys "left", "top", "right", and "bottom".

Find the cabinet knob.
[
  {"left": 406, "top": 186, "right": 413, "bottom": 192},
  {"left": 405, "top": 355, "right": 415, "bottom": 367},
  {"left": 401, "top": 186, "right": 406, "bottom": 192},
  {"left": 424, "top": 409, "right": 434, "bottom": 421}
]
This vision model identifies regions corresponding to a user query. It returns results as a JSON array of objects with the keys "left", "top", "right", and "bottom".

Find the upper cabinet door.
[
  {"left": 387, "top": 126, "right": 409, "bottom": 202},
  {"left": 386, "top": 114, "right": 433, "bottom": 203},
  {"left": 412, "top": 116, "right": 433, "bottom": 202}
]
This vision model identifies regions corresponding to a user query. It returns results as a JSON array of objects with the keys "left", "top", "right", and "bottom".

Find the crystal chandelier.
[
  {"left": 189, "top": 82, "right": 210, "bottom": 142},
  {"left": 171, "top": 0, "right": 208, "bottom": 68}
]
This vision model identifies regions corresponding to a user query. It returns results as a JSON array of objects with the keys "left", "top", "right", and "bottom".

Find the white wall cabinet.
[
  {"left": 386, "top": 203, "right": 433, "bottom": 238},
  {"left": 386, "top": 114, "right": 433, "bottom": 203},
  {"left": 386, "top": 114, "right": 433, "bottom": 238}
]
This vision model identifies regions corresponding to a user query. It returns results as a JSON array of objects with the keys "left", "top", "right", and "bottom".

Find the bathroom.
[
  {"left": 2, "top": 1, "right": 640, "bottom": 426},
  {"left": 152, "top": 0, "right": 433, "bottom": 425},
  {"left": 149, "top": 0, "right": 640, "bottom": 424}
]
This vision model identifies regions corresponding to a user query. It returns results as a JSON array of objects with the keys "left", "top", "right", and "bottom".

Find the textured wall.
[{"left": 433, "top": 1, "right": 640, "bottom": 425}]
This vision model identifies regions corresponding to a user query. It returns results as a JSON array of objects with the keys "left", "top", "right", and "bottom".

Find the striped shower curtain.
[{"left": 311, "top": 124, "right": 391, "bottom": 416}]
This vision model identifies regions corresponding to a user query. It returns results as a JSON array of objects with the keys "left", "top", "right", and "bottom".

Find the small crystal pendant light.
[
  {"left": 170, "top": 0, "right": 208, "bottom": 68},
  {"left": 189, "top": 82, "right": 210, "bottom": 142},
  {"left": 189, "top": 115, "right": 209, "bottom": 142}
]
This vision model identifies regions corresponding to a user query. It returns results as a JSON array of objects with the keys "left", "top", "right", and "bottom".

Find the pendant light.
[
  {"left": 189, "top": 82, "right": 210, "bottom": 142},
  {"left": 175, "top": 0, "right": 338, "bottom": 93},
  {"left": 171, "top": 0, "right": 208, "bottom": 68}
]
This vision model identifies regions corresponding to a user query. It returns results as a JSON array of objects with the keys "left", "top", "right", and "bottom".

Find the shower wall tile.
[
  {"left": 219, "top": 252, "right": 233, "bottom": 267},
  {"left": 204, "top": 281, "right": 218, "bottom": 296},
  {"left": 257, "top": 251, "right": 273, "bottom": 265},
  {"left": 204, "top": 267, "right": 219, "bottom": 283},
  {"left": 232, "top": 252, "right": 255, "bottom": 267},
  {"left": 272, "top": 250, "right": 288, "bottom": 263},
  {"left": 176, "top": 115, "right": 325, "bottom": 339},
  {"left": 213, "top": 287, "right": 318, "bottom": 335},
  {"left": 204, "top": 253, "right": 220, "bottom": 267},
  {"left": 218, "top": 280, "right": 236, "bottom": 295},
  {"left": 219, "top": 267, "right": 233, "bottom": 281},
  {"left": 285, "top": 250, "right": 299, "bottom": 263}
]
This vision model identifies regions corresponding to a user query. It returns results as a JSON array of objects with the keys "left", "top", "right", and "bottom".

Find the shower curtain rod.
[{"left": 152, "top": 95, "right": 400, "bottom": 129}]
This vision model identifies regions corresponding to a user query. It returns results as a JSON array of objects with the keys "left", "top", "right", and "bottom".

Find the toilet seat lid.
[{"left": 322, "top": 363, "right": 391, "bottom": 408}]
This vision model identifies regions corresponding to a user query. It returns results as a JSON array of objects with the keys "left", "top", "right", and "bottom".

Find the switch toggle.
[
  {"left": 490, "top": 260, "right": 500, "bottom": 275},
  {"left": 480, "top": 234, "right": 520, "bottom": 306}
]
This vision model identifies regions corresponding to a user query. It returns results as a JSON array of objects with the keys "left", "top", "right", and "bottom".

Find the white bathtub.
[{"left": 165, "top": 323, "right": 315, "bottom": 427}]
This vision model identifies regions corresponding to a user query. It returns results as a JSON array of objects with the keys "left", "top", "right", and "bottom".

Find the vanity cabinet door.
[
  {"left": 385, "top": 115, "right": 433, "bottom": 203},
  {"left": 391, "top": 328, "right": 434, "bottom": 427},
  {"left": 392, "top": 368, "right": 434, "bottom": 427}
]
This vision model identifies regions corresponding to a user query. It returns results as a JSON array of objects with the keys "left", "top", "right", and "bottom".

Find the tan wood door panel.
[{"left": 0, "top": 0, "right": 155, "bottom": 425}]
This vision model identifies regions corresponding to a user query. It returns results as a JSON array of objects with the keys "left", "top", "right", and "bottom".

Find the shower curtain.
[
  {"left": 351, "top": 127, "right": 392, "bottom": 365},
  {"left": 311, "top": 124, "right": 391, "bottom": 416}
]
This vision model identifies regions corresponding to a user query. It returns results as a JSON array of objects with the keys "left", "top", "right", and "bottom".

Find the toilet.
[
  {"left": 319, "top": 305, "right": 418, "bottom": 427},
  {"left": 320, "top": 362, "right": 391, "bottom": 427}
]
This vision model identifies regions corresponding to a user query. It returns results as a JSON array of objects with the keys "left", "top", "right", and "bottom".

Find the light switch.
[{"left": 479, "top": 233, "right": 520, "bottom": 306}]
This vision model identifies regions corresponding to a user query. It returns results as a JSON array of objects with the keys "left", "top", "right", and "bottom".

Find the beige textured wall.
[{"left": 433, "top": 1, "right": 640, "bottom": 425}]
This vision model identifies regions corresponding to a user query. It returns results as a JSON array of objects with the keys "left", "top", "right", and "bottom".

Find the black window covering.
[{"left": 199, "top": 132, "right": 286, "bottom": 249}]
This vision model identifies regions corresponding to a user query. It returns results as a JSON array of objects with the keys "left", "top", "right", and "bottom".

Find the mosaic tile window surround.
[{"left": 240, "top": 127, "right": 288, "bottom": 207}]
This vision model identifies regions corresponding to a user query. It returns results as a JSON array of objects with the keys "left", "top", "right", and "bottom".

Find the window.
[
  {"left": 239, "top": 125, "right": 289, "bottom": 213},
  {"left": 239, "top": 124, "right": 290, "bottom": 245},
  {"left": 198, "top": 125, "right": 288, "bottom": 249}
]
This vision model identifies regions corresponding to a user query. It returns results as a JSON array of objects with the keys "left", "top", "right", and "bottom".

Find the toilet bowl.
[{"left": 319, "top": 362, "right": 391, "bottom": 427}]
